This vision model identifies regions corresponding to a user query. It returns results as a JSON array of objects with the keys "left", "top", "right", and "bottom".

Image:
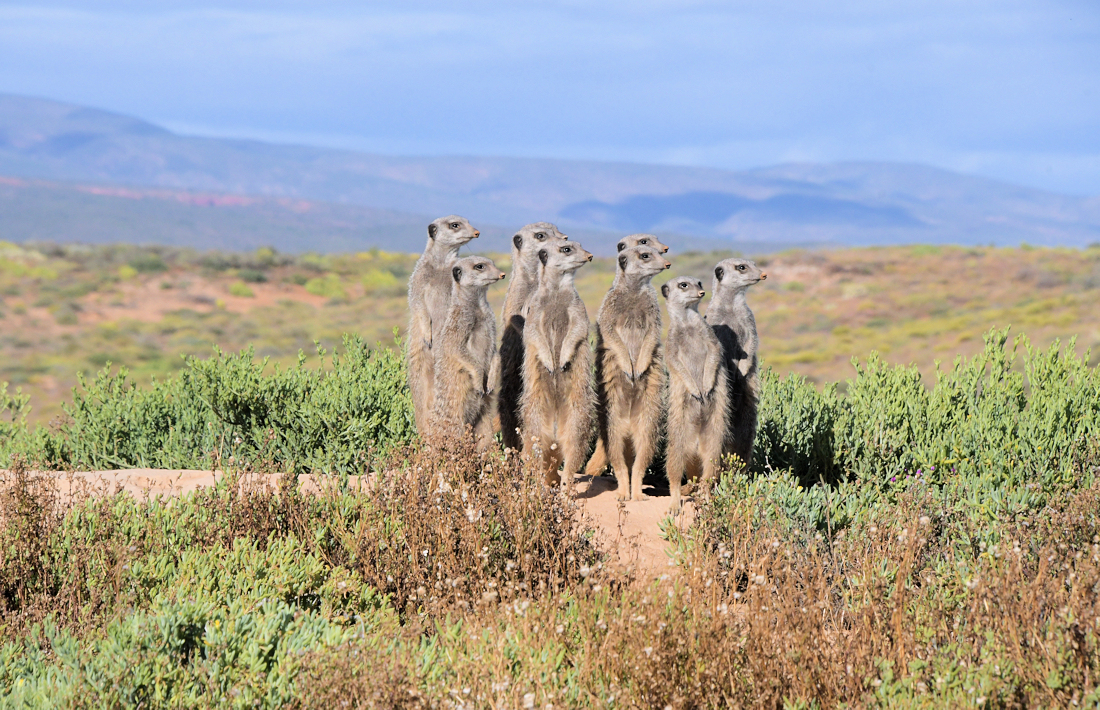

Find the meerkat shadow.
[{"left": 573, "top": 474, "right": 616, "bottom": 499}]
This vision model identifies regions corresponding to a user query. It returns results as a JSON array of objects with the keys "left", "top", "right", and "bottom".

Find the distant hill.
[{"left": 2, "top": 93, "right": 1099, "bottom": 253}]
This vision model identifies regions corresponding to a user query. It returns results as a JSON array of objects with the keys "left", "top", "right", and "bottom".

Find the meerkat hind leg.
[
  {"left": 628, "top": 433, "right": 653, "bottom": 502},
  {"left": 680, "top": 453, "right": 704, "bottom": 497},
  {"left": 609, "top": 430, "right": 632, "bottom": 501},
  {"left": 667, "top": 444, "right": 686, "bottom": 514},
  {"left": 473, "top": 409, "right": 495, "bottom": 451}
]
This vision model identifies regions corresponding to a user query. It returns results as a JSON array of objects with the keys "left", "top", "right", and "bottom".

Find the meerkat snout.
[{"left": 761, "top": 272, "right": 767, "bottom": 280}]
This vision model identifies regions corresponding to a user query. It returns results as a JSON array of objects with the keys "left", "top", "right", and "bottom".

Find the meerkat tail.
[{"left": 583, "top": 438, "right": 610, "bottom": 477}]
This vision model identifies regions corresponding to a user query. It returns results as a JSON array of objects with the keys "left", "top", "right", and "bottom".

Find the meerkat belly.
[
  {"left": 542, "top": 307, "right": 570, "bottom": 356},
  {"left": 618, "top": 313, "right": 650, "bottom": 366},
  {"left": 466, "top": 328, "right": 495, "bottom": 369}
]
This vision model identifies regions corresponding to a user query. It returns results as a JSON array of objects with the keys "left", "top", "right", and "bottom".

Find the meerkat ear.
[
  {"left": 538, "top": 249, "right": 548, "bottom": 266},
  {"left": 512, "top": 234, "right": 523, "bottom": 249},
  {"left": 452, "top": 266, "right": 462, "bottom": 283},
  {"left": 618, "top": 254, "right": 628, "bottom": 271},
  {"left": 661, "top": 283, "right": 669, "bottom": 298},
  {"left": 428, "top": 223, "right": 437, "bottom": 240},
  {"left": 616, "top": 241, "right": 627, "bottom": 253},
  {"left": 714, "top": 266, "right": 724, "bottom": 281}
]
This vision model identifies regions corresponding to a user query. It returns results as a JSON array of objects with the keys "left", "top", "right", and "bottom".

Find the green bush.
[
  {"left": 304, "top": 274, "right": 347, "bottom": 301},
  {"left": 361, "top": 268, "right": 404, "bottom": 297},
  {"left": 228, "top": 281, "right": 255, "bottom": 298},
  {"left": 3, "top": 335, "right": 415, "bottom": 473},
  {"left": 712, "top": 328, "right": 1099, "bottom": 547}
]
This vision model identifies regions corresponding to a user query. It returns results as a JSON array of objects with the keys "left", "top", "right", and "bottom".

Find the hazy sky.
[{"left": 0, "top": 1, "right": 1097, "bottom": 194}]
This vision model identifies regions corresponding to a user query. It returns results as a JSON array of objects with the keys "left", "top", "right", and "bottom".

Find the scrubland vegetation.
[
  {"left": 2, "top": 240, "right": 1100, "bottom": 423},
  {"left": 1, "top": 325, "right": 1099, "bottom": 706}
]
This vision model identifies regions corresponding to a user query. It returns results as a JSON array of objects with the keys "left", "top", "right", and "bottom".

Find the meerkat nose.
[
  {"left": 499, "top": 273, "right": 507, "bottom": 280},
  {"left": 699, "top": 291, "right": 705, "bottom": 297},
  {"left": 663, "top": 246, "right": 669, "bottom": 253},
  {"left": 761, "top": 272, "right": 767, "bottom": 279},
  {"left": 473, "top": 230, "right": 480, "bottom": 238},
  {"left": 587, "top": 254, "right": 593, "bottom": 261},
  {"left": 664, "top": 262, "right": 671, "bottom": 269}
]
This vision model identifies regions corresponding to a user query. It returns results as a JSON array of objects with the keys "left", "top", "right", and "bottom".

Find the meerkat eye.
[
  {"left": 475, "top": 263, "right": 484, "bottom": 270},
  {"left": 562, "top": 246, "right": 572, "bottom": 253},
  {"left": 535, "top": 232, "right": 546, "bottom": 240},
  {"left": 736, "top": 264, "right": 747, "bottom": 271},
  {"left": 450, "top": 222, "right": 460, "bottom": 229},
  {"left": 679, "top": 282, "right": 687, "bottom": 289},
  {"left": 640, "top": 253, "right": 649, "bottom": 259},
  {"left": 639, "top": 239, "right": 649, "bottom": 245}
]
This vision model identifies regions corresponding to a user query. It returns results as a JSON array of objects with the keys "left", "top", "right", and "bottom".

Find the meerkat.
[
  {"left": 431, "top": 256, "right": 506, "bottom": 448},
  {"left": 520, "top": 241, "right": 595, "bottom": 491},
  {"left": 584, "top": 234, "right": 672, "bottom": 475},
  {"left": 498, "top": 223, "right": 569, "bottom": 452},
  {"left": 705, "top": 257, "right": 767, "bottom": 469},
  {"left": 583, "top": 245, "right": 671, "bottom": 501},
  {"left": 663, "top": 276, "right": 730, "bottom": 514},
  {"left": 406, "top": 215, "right": 480, "bottom": 435}
]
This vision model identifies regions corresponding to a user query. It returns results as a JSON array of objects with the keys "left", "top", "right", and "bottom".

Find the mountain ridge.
[{"left": 1, "top": 93, "right": 1098, "bottom": 253}]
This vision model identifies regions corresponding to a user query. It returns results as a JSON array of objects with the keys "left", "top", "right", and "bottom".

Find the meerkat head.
[
  {"left": 617, "top": 245, "right": 672, "bottom": 281},
  {"left": 428, "top": 215, "right": 479, "bottom": 249},
  {"left": 512, "top": 222, "right": 568, "bottom": 273},
  {"left": 712, "top": 257, "right": 767, "bottom": 294},
  {"left": 512, "top": 222, "right": 568, "bottom": 252},
  {"left": 451, "top": 256, "right": 506, "bottom": 290},
  {"left": 617, "top": 233, "right": 670, "bottom": 254},
  {"left": 536, "top": 241, "right": 593, "bottom": 275},
  {"left": 661, "top": 276, "right": 706, "bottom": 310}
]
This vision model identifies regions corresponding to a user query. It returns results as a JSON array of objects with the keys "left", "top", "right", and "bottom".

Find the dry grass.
[{"left": 2, "top": 439, "right": 1098, "bottom": 706}]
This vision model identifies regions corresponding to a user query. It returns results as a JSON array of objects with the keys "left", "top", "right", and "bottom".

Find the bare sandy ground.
[{"left": 0, "top": 468, "right": 694, "bottom": 579}]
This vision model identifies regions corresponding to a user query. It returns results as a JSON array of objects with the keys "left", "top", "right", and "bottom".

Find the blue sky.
[{"left": 0, "top": 0, "right": 1097, "bottom": 194}]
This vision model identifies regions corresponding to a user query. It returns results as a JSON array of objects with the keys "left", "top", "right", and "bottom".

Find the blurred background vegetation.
[{"left": 2, "top": 240, "right": 1099, "bottom": 425}]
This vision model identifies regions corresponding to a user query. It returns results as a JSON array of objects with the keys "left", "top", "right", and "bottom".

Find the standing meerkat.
[
  {"left": 406, "top": 215, "right": 480, "bottom": 435},
  {"left": 705, "top": 257, "right": 767, "bottom": 469},
  {"left": 584, "top": 245, "right": 671, "bottom": 501},
  {"left": 586, "top": 234, "right": 673, "bottom": 476},
  {"left": 498, "top": 222, "right": 569, "bottom": 452},
  {"left": 520, "top": 241, "right": 595, "bottom": 491},
  {"left": 431, "top": 256, "right": 506, "bottom": 448},
  {"left": 663, "top": 276, "right": 730, "bottom": 514}
]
